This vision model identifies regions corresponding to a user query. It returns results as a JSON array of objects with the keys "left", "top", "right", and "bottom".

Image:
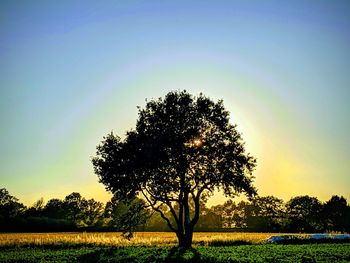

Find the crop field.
[{"left": 1, "top": 232, "right": 350, "bottom": 262}]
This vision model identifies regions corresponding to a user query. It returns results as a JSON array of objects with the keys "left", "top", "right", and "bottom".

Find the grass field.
[
  {"left": 0, "top": 232, "right": 274, "bottom": 247},
  {"left": 1, "top": 232, "right": 349, "bottom": 262}
]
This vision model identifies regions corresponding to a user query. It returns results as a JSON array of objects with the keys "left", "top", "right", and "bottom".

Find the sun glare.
[
  {"left": 184, "top": 138, "right": 203, "bottom": 148},
  {"left": 193, "top": 139, "right": 202, "bottom": 147}
]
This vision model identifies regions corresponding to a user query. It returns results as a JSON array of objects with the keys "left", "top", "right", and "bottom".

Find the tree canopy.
[
  {"left": 0, "top": 188, "right": 25, "bottom": 221},
  {"left": 286, "top": 195, "right": 323, "bottom": 232},
  {"left": 92, "top": 90, "right": 257, "bottom": 247}
]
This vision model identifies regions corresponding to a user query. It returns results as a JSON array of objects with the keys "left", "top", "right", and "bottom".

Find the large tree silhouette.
[
  {"left": 286, "top": 195, "right": 323, "bottom": 232},
  {"left": 92, "top": 91, "right": 256, "bottom": 247}
]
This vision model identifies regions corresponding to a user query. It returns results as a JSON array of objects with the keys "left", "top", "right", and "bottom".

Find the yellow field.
[{"left": 0, "top": 232, "right": 277, "bottom": 247}]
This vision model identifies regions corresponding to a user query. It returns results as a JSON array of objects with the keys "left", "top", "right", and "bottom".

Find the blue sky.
[{"left": 1, "top": 0, "right": 349, "bottom": 206}]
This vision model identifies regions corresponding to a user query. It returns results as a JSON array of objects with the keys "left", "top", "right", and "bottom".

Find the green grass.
[{"left": 1, "top": 244, "right": 350, "bottom": 262}]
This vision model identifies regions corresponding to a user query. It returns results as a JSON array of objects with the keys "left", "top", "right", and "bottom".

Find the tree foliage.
[
  {"left": 92, "top": 91, "right": 257, "bottom": 247},
  {"left": 286, "top": 195, "right": 323, "bottom": 232},
  {"left": 0, "top": 188, "right": 25, "bottom": 221},
  {"left": 105, "top": 196, "right": 150, "bottom": 239},
  {"left": 322, "top": 195, "right": 350, "bottom": 232}
]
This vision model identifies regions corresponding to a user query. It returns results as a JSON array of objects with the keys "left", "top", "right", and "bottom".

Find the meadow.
[
  {"left": 1, "top": 232, "right": 350, "bottom": 262},
  {"left": 0, "top": 232, "right": 272, "bottom": 247}
]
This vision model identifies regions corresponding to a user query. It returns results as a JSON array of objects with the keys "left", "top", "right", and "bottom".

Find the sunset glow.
[{"left": 0, "top": 1, "right": 349, "bottom": 206}]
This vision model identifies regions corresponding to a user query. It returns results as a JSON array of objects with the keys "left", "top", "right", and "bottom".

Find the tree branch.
[
  {"left": 164, "top": 199, "right": 180, "bottom": 225},
  {"left": 143, "top": 187, "right": 179, "bottom": 222},
  {"left": 140, "top": 189, "right": 177, "bottom": 232}
]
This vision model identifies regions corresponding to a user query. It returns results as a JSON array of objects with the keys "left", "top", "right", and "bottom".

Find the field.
[
  {"left": 0, "top": 232, "right": 273, "bottom": 247},
  {"left": 1, "top": 232, "right": 350, "bottom": 262}
]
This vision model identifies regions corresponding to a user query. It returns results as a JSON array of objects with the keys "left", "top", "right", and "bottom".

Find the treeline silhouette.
[{"left": 1, "top": 188, "right": 349, "bottom": 233}]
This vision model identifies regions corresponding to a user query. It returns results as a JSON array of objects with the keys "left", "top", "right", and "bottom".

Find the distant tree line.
[
  {"left": 1, "top": 188, "right": 349, "bottom": 233},
  {"left": 208, "top": 195, "right": 350, "bottom": 233}
]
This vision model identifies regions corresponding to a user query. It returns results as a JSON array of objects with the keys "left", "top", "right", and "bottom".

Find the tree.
[
  {"left": 92, "top": 91, "right": 257, "bottom": 248},
  {"left": 210, "top": 200, "right": 236, "bottom": 228},
  {"left": 0, "top": 188, "right": 25, "bottom": 220},
  {"left": 105, "top": 196, "right": 150, "bottom": 239},
  {"left": 196, "top": 205, "right": 223, "bottom": 230},
  {"left": 247, "top": 196, "right": 285, "bottom": 231},
  {"left": 286, "top": 195, "right": 323, "bottom": 232},
  {"left": 83, "top": 198, "right": 104, "bottom": 227},
  {"left": 24, "top": 198, "right": 45, "bottom": 217},
  {"left": 63, "top": 192, "right": 87, "bottom": 226},
  {"left": 144, "top": 211, "right": 169, "bottom": 231},
  {"left": 234, "top": 200, "right": 258, "bottom": 229},
  {"left": 43, "top": 198, "right": 66, "bottom": 219},
  {"left": 0, "top": 188, "right": 25, "bottom": 231},
  {"left": 322, "top": 195, "right": 350, "bottom": 232}
]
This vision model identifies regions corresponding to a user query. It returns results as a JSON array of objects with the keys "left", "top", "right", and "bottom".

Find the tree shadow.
[
  {"left": 77, "top": 248, "right": 114, "bottom": 263},
  {"left": 77, "top": 246, "right": 202, "bottom": 263},
  {"left": 164, "top": 247, "right": 201, "bottom": 263}
]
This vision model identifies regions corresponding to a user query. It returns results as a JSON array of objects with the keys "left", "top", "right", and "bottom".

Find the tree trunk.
[
  {"left": 177, "top": 230, "right": 193, "bottom": 248},
  {"left": 175, "top": 189, "right": 201, "bottom": 248}
]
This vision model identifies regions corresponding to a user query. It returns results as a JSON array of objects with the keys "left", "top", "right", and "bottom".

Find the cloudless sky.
[{"left": 1, "top": 0, "right": 349, "bottom": 206}]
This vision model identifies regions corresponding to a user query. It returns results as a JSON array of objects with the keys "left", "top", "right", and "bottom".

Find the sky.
[{"left": 1, "top": 0, "right": 349, "bottom": 207}]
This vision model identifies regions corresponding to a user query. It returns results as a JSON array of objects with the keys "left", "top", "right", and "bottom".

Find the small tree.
[
  {"left": 92, "top": 91, "right": 256, "bottom": 247},
  {"left": 105, "top": 196, "right": 149, "bottom": 239}
]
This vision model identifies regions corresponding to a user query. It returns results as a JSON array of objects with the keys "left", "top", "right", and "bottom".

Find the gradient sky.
[{"left": 1, "top": 0, "right": 349, "bottom": 207}]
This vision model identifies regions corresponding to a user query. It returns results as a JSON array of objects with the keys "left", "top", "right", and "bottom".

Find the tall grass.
[{"left": 0, "top": 232, "right": 275, "bottom": 247}]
